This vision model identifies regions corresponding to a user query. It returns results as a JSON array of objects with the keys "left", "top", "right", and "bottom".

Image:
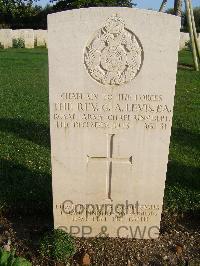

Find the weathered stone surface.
[
  {"left": 35, "top": 30, "right": 48, "bottom": 47},
  {"left": 19, "top": 29, "right": 34, "bottom": 48},
  {"left": 48, "top": 7, "right": 180, "bottom": 239},
  {"left": 12, "top": 30, "right": 20, "bottom": 40},
  {"left": 0, "top": 29, "right": 12, "bottom": 48},
  {"left": 179, "top": 32, "right": 190, "bottom": 50}
]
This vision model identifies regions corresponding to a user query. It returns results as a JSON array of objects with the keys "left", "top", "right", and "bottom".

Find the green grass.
[
  {"left": 166, "top": 50, "right": 200, "bottom": 212},
  {"left": 0, "top": 48, "right": 199, "bottom": 215},
  {"left": 178, "top": 49, "right": 195, "bottom": 66},
  {"left": 0, "top": 48, "right": 51, "bottom": 214}
]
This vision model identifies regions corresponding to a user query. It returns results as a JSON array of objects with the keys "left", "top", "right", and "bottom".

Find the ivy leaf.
[
  {"left": 0, "top": 248, "right": 11, "bottom": 266},
  {"left": 12, "top": 257, "right": 32, "bottom": 266}
]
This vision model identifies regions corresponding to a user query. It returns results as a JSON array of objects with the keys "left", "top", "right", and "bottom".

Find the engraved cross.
[{"left": 87, "top": 134, "right": 133, "bottom": 201}]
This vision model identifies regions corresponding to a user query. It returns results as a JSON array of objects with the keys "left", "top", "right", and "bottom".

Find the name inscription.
[{"left": 53, "top": 92, "right": 172, "bottom": 131}]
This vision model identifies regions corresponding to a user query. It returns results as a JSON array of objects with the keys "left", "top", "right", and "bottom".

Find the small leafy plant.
[
  {"left": 34, "top": 38, "right": 37, "bottom": 48},
  {"left": 185, "top": 40, "right": 192, "bottom": 51},
  {"left": 0, "top": 42, "right": 4, "bottom": 49},
  {"left": 12, "top": 38, "right": 25, "bottom": 48},
  {"left": 40, "top": 229, "right": 76, "bottom": 263},
  {"left": 0, "top": 248, "right": 31, "bottom": 266}
]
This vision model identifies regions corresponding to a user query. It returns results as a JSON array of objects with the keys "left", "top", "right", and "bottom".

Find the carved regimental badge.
[{"left": 84, "top": 14, "right": 143, "bottom": 86}]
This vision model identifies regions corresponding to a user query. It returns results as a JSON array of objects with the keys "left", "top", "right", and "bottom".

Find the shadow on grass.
[
  {"left": 0, "top": 158, "right": 52, "bottom": 216},
  {"left": 171, "top": 127, "right": 200, "bottom": 150},
  {"left": 164, "top": 125, "right": 200, "bottom": 213},
  {"left": 167, "top": 128, "right": 199, "bottom": 189},
  {"left": 165, "top": 158, "right": 200, "bottom": 212},
  {"left": 0, "top": 118, "right": 50, "bottom": 148},
  {"left": 178, "top": 64, "right": 194, "bottom": 70},
  {"left": 166, "top": 160, "right": 200, "bottom": 191},
  {"left": 165, "top": 127, "right": 200, "bottom": 212},
  {"left": 168, "top": 127, "right": 200, "bottom": 190}
]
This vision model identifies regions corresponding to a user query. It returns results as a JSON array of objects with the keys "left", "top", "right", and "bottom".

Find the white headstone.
[
  {"left": 35, "top": 30, "right": 48, "bottom": 47},
  {"left": 179, "top": 32, "right": 190, "bottom": 50},
  {"left": 48, "top": 8, "right": 180, "bottom": 239},
  {"left": 19, "top": 29, "right": 34, "bottom": 48},
  {"left": 0, "top": 29, "right": 12, "bottom": 48},
  {"left": 12, "top": 30, "right": 20, "bottom": 40}
]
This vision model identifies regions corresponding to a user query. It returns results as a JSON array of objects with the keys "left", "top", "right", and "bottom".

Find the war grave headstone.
[
  {"left": 35, "top": 30, "right": 48, "bottom": 47},
  {"left": 12, "top": 30, "right": 20, "bottom": 40},
  {"left": 19, "top": 29, "right": 34, "bottom": 48},
  {"left": 48, "top": 7, "right": 180, "bottom": 239},
  {"left": 0, "top": 29, "right": 12, "bottom": 48}
]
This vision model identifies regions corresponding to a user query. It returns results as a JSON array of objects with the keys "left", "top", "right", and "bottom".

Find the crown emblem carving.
[{"left": 84, "top": 14, "right": 143, "bottom": 86}]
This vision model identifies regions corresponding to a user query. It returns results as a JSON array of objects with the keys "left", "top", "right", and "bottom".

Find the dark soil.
[{"left": 0, "top": 211, "right": 199, "bottom": 266}]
